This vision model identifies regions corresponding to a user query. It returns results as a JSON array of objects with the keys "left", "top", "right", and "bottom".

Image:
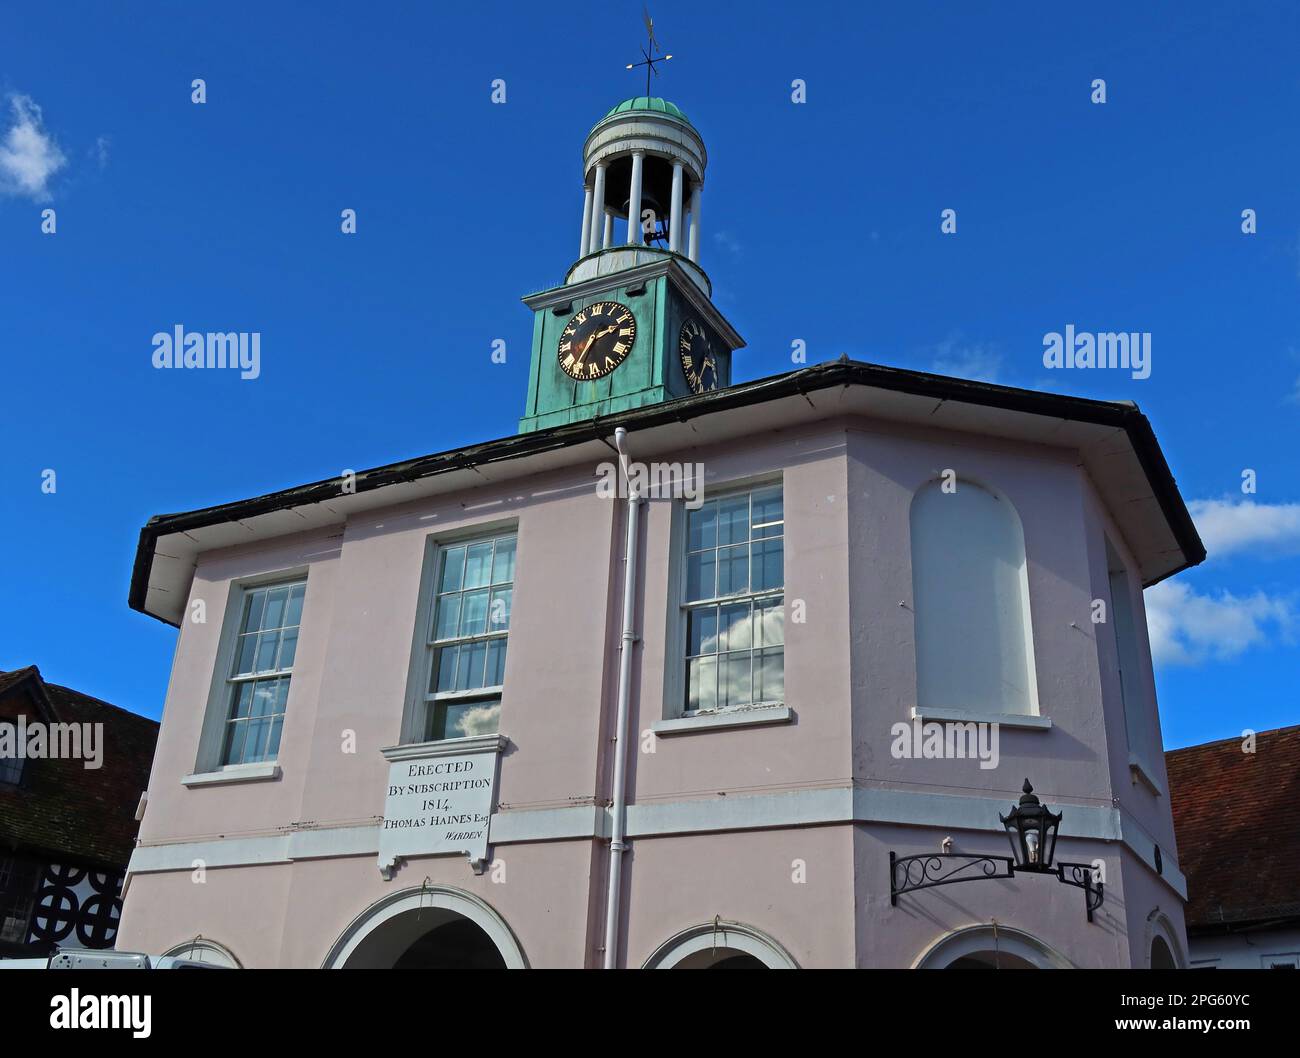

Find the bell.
[{"left": 620, "top": 190, "right": 666, "bottom": 228}]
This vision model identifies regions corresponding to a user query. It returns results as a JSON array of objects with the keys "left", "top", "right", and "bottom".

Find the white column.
[
  {"left": 602, "top": 211, "right": 613, "bottom": 249},
  {"left": 579, "top": 185, "right": 594, "bottom": 257},
  {"left": 688, "top": 183, "right": 701, "bottom": 262},
  {"left": 590, "top": 162, "right": 607, "bottom": 255},
  {"left": 626, "top": 150, "right": 645, "bottom": 245},
  {"left": 669, "top": 162, "right": 684, "bottom": 253}
]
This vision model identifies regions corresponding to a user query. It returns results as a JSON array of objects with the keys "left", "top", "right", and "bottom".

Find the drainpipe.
[{"left": 603, "top": 426, "right": 641, "bottom": 969}]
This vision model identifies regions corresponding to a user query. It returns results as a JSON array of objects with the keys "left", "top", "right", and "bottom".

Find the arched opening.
[
  {"left": 915, "top": 925, "right": 1071, "bottom": 969},
  {"left": 643, "top": 921, "right": 798, "bottom": 969},
  {"left": 323, "top": 885, "right": 526, "bottom": 969},
  {"left": 945, "top": 951, "right": 1039, "bottom": 969},
  {"left": 1144, "top": 911, "right": 1186, "bottom": 969},
  {"left": 161, "top": 937, "right": 241, "bottom": 968},
  {"left": 910, "top": 478, "right": 1039, "bottom": 715},
  {"left": 390, "top": 916, "right": 506, "bottom": 970},
  {"left": 673, "top": 948, "right": 769, "bottom": 969},
  {"left": 1150, "top": 935, "right": 1176, "bottom": 970}
]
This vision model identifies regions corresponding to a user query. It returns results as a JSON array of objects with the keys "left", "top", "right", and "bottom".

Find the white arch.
[
  {"left": 322, "top": 884, "right": 528, "bottom": 969},
  {"left": 643, "top": 920, "right": 799, "bottom": 969},
  {"left": 161, "top": 937, "right": 242, "bottom": 968},
  {"left": 1144, "top": 909, "right": 1186, "bottom": 969},
  {"left": 913, "top": 924, "right": 1073, "bottom": 969}
]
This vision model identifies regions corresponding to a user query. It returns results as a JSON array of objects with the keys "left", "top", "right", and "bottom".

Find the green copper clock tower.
[{"left": 518, "top": 97, "right": 744, "bottom": 433}]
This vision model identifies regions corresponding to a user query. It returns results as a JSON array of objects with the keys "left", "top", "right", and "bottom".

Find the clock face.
[
  {"left": 557, "top": 301, "right": 637, "bottom": 381},
  {"left": 679, "top": 318, "right": 719, "bottom": 393}
]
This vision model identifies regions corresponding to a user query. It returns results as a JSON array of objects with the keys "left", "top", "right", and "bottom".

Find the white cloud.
[
  {"left": 1144, "top": 580, "right": 1294, "bottom": 666},
  {"left": 927, "top": 334, "right": 1002, "bottom": 383},
  {"left": 91, "top": 135, "right": 110, "bottom": 169},
  {"left": 0, "top": 94, "right": 67, "bottom": 200},
  {"left": 711, "top": 230, "right": 742, "bottom": 257},
  {"left": 1188, "top": 498, "right": 1300, "bottom": 559}
]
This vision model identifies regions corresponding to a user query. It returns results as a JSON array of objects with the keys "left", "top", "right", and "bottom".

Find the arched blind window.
[{"left": 910, "top": 479, "right": 1039, "bottom": 715}]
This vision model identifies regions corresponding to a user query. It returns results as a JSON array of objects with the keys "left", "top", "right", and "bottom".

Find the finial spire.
[{"left": 626, "top": 6, "right": 672, "bottom": 96}]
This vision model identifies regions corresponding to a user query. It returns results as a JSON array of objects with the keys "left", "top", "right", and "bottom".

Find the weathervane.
[{"left": 626, "top": 6, "right": 672, "bottom": 96}]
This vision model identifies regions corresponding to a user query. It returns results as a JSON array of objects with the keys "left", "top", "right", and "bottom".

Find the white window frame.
[
  {"left": 190, "top": 569, "right": 307, "bottom": 781},
  {"left": 401, "top": 524, "right": 518, "bottom": 746},
  {"left": 664, "top": 477, "right": 785, "bottom": 722}
]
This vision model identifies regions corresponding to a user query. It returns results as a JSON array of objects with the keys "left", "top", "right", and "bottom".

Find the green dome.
[{"left": 603, "top": 97, "right": 692, "bottom": 125}]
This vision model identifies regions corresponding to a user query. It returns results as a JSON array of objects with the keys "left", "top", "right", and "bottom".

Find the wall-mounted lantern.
[{"left": 889, "top": 779, "right": 1104, "bottom": 922}]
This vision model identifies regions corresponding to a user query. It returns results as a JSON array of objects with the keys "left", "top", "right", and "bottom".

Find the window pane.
[
  {"left": 255, "top": 631, "right": 280, "bottom": 672},
  {"left": 439, "top": 546, "right": 466, "bottom": 593},
  {"left": 687, "top": 656, "right": 717, "bottom": 712},
  {"left": 230, "top": 682, "right": 254, "bottom": 719},
  {"left": 687, "top": 504, "right": 718, "bottom": 552},
  {"left": 433, "top": 699, "right": 501, "bottom": 741},
  {"left": 250, "top": 680, "right": 279, "bottom": 717},
  {"left": 224, "top": 721, "right": 249, "bottom": 765},
  {"left": 756, "top": 648, "right": 784, "bottom": 702},
  {"left": 687, "top": 606, "right": 718, "bottom": 656},
  {"left": 285, "top": 583, "right": 306, "bottom": 627},
  {"left": 459, "top": 589, "right": 490, "bottom": 636},
  {"left": 485, "top": 639, "right": 507, "bottom": 686},
  {"left": 234, "top": 633, "right": 258, "bottom": 675},
  {"left": 266, "top": 716, "right": 284, "bottom": 759},
  {"left": 464, "top": 542, "right": 493, "bottom": 589},
  {"left": 719, "top": 601, "right": 752, "bottom": 652},
  {"left": 491, "top": 537, "right": 517, "bottom": 585},
  {"left": 685, "top": 551, "right": 716, "bottom": 602},
  {"left": 277, "top": 628, "right": 298, "bottom": 670},
  {"left": 433, "top": 593, "right": 462, "bottom": 641},
  {"left": 753, "top": 538, "right": 784, "bottom": 592},
  {"left": 263, "top": 587, "right": 288, "bottom": 631},
  {"left": 720, "top": 653, "right": 752, "bottom": 709},
  {"left": 242, "top": 590, "right": 266, "bottom": 634},
  {"left": 433, "top": 645, "right": 459, "bottom": 693},
  {"left": 488, "top": 587, "right": 512, "bottom": 632},
  {"left": 751, "top": 487, "right": 783, "bottom": 538},
  {"left": 757, "top": 596, "right": 785, "bottom": 647},
  {"left": 717, "top": 544, "right": 749, "bottom": 596},
  {"left": 717, "top": 495, "right": 750, "bottom": 546},
  {"left": 457, "top": 641, "right": 488, "bottom": 691},
  {"left": 244, "top": 718, "right": 270, "bottom": 762}
]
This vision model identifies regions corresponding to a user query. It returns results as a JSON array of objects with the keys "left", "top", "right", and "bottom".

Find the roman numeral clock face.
[
  {"left": 679, "top": 318, "right": 719, "bottom": 393},
  {"left": 557, "top": 301, "right": 637, "bottom": 381}
]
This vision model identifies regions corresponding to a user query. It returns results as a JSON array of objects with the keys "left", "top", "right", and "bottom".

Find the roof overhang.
[{"left": 130, "top": 359, "right": 1205, "bottom": 626}]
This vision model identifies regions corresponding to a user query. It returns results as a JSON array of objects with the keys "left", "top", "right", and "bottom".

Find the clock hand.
[{"left": 575, "top": 325, "right": 619, "bottom": 365}]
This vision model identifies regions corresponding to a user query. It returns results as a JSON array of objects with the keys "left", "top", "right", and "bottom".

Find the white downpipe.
[{"left": 603, "top": 426, "right": 640, "bottom": 969}]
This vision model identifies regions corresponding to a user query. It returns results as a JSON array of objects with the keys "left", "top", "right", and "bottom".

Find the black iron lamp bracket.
[{"left": 889, "top": 851, "right": 1105, "bottom": 923}]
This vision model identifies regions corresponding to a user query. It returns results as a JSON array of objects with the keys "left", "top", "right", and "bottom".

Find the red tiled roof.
[
  {"left": 0, "top": 667, "right": 159, "bottom": 868},
  {"left": 1166, "top": 725, "right": 1300, "bottom": 932}
]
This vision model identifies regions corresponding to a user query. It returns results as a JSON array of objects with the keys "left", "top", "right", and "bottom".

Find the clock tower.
[{"left": 518, "top": 97, "right": 744, "bottom": 433}]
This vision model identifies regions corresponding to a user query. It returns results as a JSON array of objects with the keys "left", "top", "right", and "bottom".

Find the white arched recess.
[
  {"left": 321, "top": 884, "right": 528, "bottom": 969},
  {"left": 643, "top": 921, "right": 799, "bottom": 969},
  {"left": 910, "top": 477, "right": 1040, "bottom": 716},
  {"left": 914, "top": 925, "right": 1074, "bottom": 969},
  {"left": 1144, "top": 910, "right": 1187, "bottom": 969}
]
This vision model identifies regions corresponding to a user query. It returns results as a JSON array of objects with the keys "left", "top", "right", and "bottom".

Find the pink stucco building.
[{"left": 117, "top": 97, "right": 1203, "bottom": 969}]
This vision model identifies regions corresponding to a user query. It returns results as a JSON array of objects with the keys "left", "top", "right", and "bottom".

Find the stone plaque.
[{"left": 378, "top": 738, "right": 503, "bottom": 878}]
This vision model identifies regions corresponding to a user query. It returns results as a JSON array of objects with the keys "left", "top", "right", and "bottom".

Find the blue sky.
[{"left": 1, "top": 1, "right": 1297, "bottom": 749}]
